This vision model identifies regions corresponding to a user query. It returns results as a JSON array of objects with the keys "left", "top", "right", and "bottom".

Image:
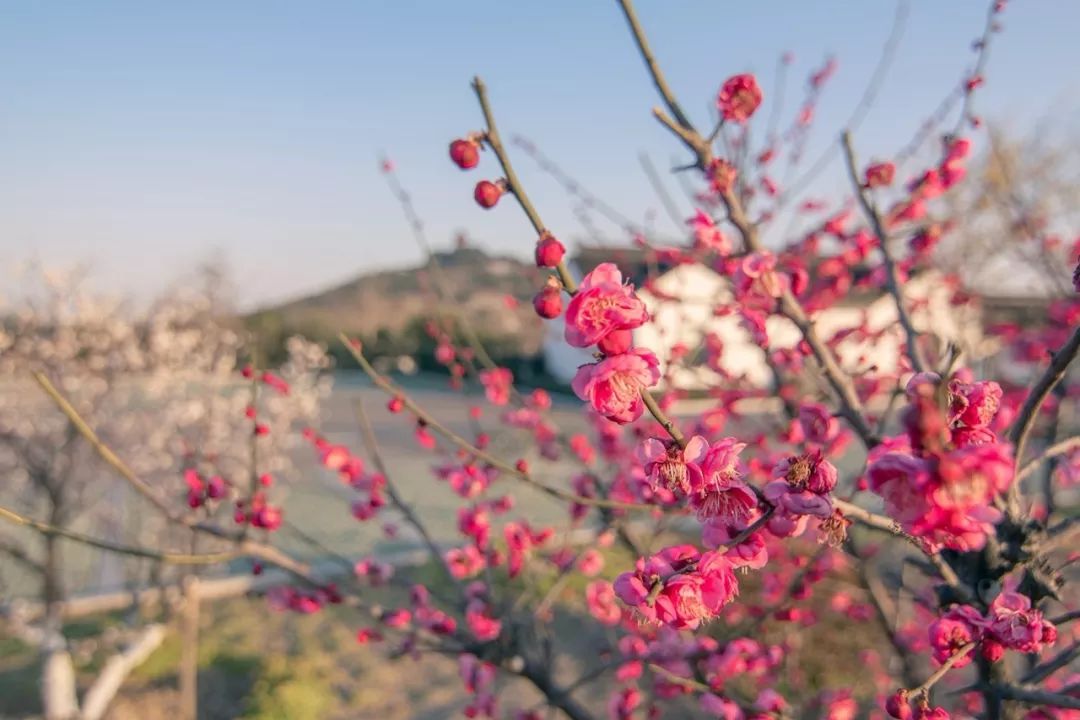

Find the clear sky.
[{"left": 1, "top": 1, "right": 1077, "bottom": 309}]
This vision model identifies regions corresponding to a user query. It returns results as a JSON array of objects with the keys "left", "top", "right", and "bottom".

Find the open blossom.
[
  {"left": 613, "top": 545, "right": 738, "bottom": 629},
  {"left": 763, "top": 450, "right": 837, "bottom": 518},
  {"left": 871, "top": 375, "right": 1014, "bottom": 551},
  {"left": 446, "top": 545, "right": 486, "bottom": 579},
  {"left": 928, "top": 606, "right": 982, "bottom": 668},
  {"left": 869, "top": 442, "right": 1012, "bottom": 551},
  {"left": 637, "top": 435, "right": 708, "bottom": 495},
  {"left": 702, "top": 516, "right": 768, "bottom": 569},
  {"left": 572, "top": 348, "right": 660, "bottom": 424},
  {"left": 692, "top": 438, "right": 758, "bottom": 521},
  {"left": 947, "top": 376, "right": 1003, "bottom": 446},
  {"left": 564, "top": 263, "right": 648, "bottom": 348},
  {"left": 707, "top": 158, "right": 738, "bottom": 195},
  {"left": 985, "top": 590, "right": 1056, "bottom": 654},
  {"left": 717, "top": 73, "right": 763, "bottom": 123}
]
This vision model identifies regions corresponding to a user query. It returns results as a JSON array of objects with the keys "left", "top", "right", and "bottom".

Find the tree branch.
[
  {"left": 353, "top": 398, "right": 459, "bottom": 588},
  {"left": 339, "top": 334, "right": 654, "bottom": 511},
  {"left": 994, "top": 684, "right": 1080, "bottom": 711},
  {"left": 1010, "top": 324, "right": 1080, "bottom": 468},
  {"left": 471, "top": 76, "right": 578, "bottom": 294},
  {"left": 841, "top": 130, "right": 927, "bottom": 372},
  {"left": 0, "top": 505, "right": 239, "bottom": 565}
]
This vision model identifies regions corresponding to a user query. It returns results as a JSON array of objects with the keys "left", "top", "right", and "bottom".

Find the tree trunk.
[
  {"left": 179, "top": 576, "right": 201, "bottom": 720},
  {"left": 41, "top": 602, "right": 78, "bottom": 720},
  {"left": 81, "top": 624, "right": 166, "bottom": 720}
]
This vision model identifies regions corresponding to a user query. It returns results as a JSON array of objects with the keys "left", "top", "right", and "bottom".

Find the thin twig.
[
  {"left": 994, "top": 684, "right": 1080, "bottom": 711},
  {"left": 471, "top": 76, "right": 577, "bottom": 293},
  {"left": 1021, "top": 639, "right": 1080, "bottom": 685},
  {"left": 909, "top": 642, "right": 975, "bottom": 699},
  {"left": 1008, "top": 326, "right": 1080, "bottom": 514},
  {"left": 841, "top": 130, "right": 927, "bottom": 372},
  {"left": 339, "top": 334, "right": 654, "bottom": 512},
  {"left": 835, "top": 498, "right": 969, "bottom": 602},
  {"left": 0, "top": 505, "right": 238, "bottom": 566},
  {"left": 1016, "top": 437, "right": 1079, "bottom": 483},
  {"left": 353, "top": 398, "right": 459, "bottom": 588}
]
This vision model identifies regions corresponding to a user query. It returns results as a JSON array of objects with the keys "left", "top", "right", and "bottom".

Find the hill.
[{"left": 245, "top": 246, "right": 549, "bottom": 365}]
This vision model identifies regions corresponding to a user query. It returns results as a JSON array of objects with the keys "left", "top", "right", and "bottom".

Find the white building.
[{"left": 543, "top": 248, "right": 989, "bottom": 390}]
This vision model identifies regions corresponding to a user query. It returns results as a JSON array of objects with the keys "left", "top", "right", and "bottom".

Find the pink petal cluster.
[
  {"left": 613, "top": 545, "right": 739, "bottom": 629},
  {"left": 693, "top": 437, "right": 758, "bottom": 521},
  {"left": 564, "top": 263, "right": 648, "bottom": 348},
  {"left": 928, "top": 591, "right": 1056, "bottom": 667},
  {"left": 637, "top": 435, "right": 708, "bottom": 495},
  {"left": 869, "top": 442, "right": 1012, "bottom": 551},
  {"left": 717, "top": 73, "right": 763, "bottom": 123},
  {"left": 572, "top": 348, "right": 660, "bottom": 424},
  {"left": 763, "top": 449, "right": 837, "bottom": 519},
  {"left": 702, "top": 515, "right": 768, "bottom": 570},
  {"left": 586, "top": 580, "right": 623, "bottom": 626},
  {"left": 869, "top": 373, "right": 1014, "bottom": 550}
]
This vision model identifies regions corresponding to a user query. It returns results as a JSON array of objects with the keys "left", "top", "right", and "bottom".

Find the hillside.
[{"left": 245, "top": 246, "right": 549, "bottom": 362}]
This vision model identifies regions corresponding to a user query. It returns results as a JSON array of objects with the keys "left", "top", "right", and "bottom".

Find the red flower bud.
[
  {"left": 533, "top": 285, "right": 563, "bottom": 319},
  {"left": 885, "top": 691, "right": 912, "bottom": 719},
  {"left": 449, "top": 138, "right": 480, "bottom": 169},
  {"left": 981, "top": 639, "right": 1005, "bottom": 663},
  {"left": 534, "top": 234, "right": 566, "bottom": 268},
  {"left": 864, "top": 161, "right": 896, "bottom": 188},
  {"left": 474, "top": 180, "right": 503, "bottom": 209}
]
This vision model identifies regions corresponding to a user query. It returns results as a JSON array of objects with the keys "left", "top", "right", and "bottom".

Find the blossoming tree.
[
  {"left": 0, "top": 267, "right": 330, "bottom": 718},
  {"left": 3, "top": 1, "right": 1079, "bottom": 719}
]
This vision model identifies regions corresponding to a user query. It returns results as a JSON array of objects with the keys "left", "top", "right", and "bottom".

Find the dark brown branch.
[
  {"left": 1022, "top": 639, "right": 1080, "bottom": 685},
  {"left": 994, "top": 684, "right": 1080, "bottom": 711},
  {"left": 1008, "top": 325, "right": 1080, "bottom": 513}
]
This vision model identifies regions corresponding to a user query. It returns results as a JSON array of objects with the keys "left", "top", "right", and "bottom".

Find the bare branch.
[
  {"left": 1008, "top": 325, "right": 1080, "bottom": 512},
  {"left": 471, "top": 76, "right": 577, "bottom": 294},
  {"left": 994, "top": 684, "right": 1080, "bottom": 711},
  {"left": 841, "top": 130, "right": 927, "bottom": 372},
  {"left": 339, "top": 334, "right": 655, "bottom": 511},
  {"left": 0, "top": 505, "right": 238, "bottom": 566},
  {"left": 353, "top": 398, "right": 458, "bottom": 587}
]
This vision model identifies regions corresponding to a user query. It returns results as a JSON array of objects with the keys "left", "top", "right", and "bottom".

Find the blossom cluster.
[{"left": 867, "top": 371, "right": 1013, "bottom": 551}]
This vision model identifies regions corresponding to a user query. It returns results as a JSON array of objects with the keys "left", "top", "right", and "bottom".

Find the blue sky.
[{"left": 1, "top": 1, "right": 1077, "bottom": 308}]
